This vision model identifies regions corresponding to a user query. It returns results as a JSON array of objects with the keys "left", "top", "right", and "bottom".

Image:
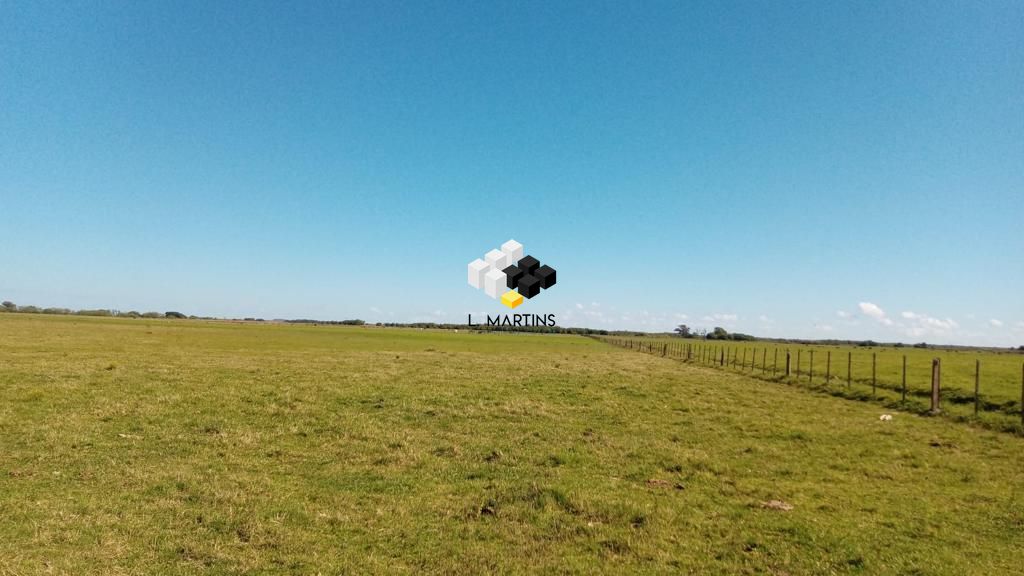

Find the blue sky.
[{"left": 1, "top": 1, "right": 1022, "bottom": 345}]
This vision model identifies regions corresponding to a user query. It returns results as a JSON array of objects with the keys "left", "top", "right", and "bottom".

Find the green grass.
[
  {"left": 603, "top": 336, "right": 1024, "bottom": 432},
  {"left": 2, "top": 314, "right": 1024, "bottom": 574}
]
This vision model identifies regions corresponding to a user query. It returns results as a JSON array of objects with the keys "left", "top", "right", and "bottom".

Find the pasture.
[
  {"left": 600, "top": 336, "right": 1024, "bottom": 434},
  {"left": 2, "top": 314, "right": 1024, "bottom": 575}
]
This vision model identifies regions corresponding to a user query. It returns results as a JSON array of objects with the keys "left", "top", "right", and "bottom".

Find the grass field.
[
  {"left": 2, "top": 314, "right": 1024, "bottom": 575},
  {"left": 601, "top": 336, "right": 1024, "bottom": 433}
]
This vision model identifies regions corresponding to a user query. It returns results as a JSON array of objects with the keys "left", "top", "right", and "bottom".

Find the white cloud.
[
  {"left": 900, "top": 311, "right": 958, "bottom": 337},
  {"left": 989, "top": 319, "right": 1004, "bottom": 327},
  {"left": 859, "top": 302, "right": 885, "bottom": 320},
  {"left": 858, "top": 302, "right": 893, "bottom": 325},
  {"left": 702, "top": 313, "right": 738, "bottom": 323},
  {"left": 836, "top": 310, "right": 851, "bottom": 318},
  {"left": 575, "top": 303, "right": 584, "bottom": 310}
]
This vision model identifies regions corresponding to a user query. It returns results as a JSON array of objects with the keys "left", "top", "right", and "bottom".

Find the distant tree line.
[
  {"left": 284, "top": 319, "right": 366, "bottom": 325},
  {"left": 673, "top": 324, "right": 755, "bottom": 341},
  {"left": 0, "top": 300, "right": 194, "bottom": 320},
  {"left": 6, "top": 299, "right": 1020, "bottom": 350}
]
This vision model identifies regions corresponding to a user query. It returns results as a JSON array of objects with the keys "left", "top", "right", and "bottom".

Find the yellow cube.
[{"left": 501, "top": 290, "right": 523, "bottom": 309}]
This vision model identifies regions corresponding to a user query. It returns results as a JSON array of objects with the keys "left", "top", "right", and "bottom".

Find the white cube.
[
  {"left": 501, "top": 239, "right": 523, "bottom": 265},
  {"left": 484, "top": 268, "right": 506, "bottom": 298},
  {"left": 484, "top": 249, "right": 508, "bottom": 272},
  {"left": 468, "top": 259, "right": 490, "bottom": 289}
]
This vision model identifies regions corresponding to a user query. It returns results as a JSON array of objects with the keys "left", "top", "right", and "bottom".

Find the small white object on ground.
[{"left": 879, "top": 414, "right": 893, "bottom": 421}]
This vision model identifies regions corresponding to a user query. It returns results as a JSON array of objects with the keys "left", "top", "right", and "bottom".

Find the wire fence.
[{"left": 594, "top": 336, "right": 1024, "bottom": 434}]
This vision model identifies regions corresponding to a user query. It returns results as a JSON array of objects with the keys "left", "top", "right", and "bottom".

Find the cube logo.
[{"left": 467, "top": 239, "right": 557, "bottom": 309}]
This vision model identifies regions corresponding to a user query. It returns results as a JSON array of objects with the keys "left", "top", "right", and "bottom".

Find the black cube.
[
  {"left": 503, "top": 265, "right": 524, "bottom": 289},
  {"left": 518, "top": 255, "right": 539, "bottom": 275},
  {"left": 535, "top": 265, "right": 556, "bottom": 289},
  {"left": 518, "top": 274, "right": 541, "bottom": 299}
]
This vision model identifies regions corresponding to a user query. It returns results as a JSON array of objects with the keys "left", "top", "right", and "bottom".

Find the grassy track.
[{"left": 2, "top": 315, "right": 1024, "bottom": 574}]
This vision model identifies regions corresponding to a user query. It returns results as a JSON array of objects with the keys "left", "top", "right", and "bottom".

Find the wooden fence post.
[
  {"left": 785, "top": 351, "right": 791, "bottom": 376},
  {"left": 796, "top": 350, "right": 801, "bottom": 376},
  {"left": 930, "top": 358, "right": 941, "bottom": 414},
  {"left": 872, "top": 352, "right": 877, "bottom": 397},
  {"left": 762, "top": 347, "right": 767, "bottom": 374},
  {"left": 773, "top": 349, "right": 778, "bottom": 375},
  {"left": 720, "top": 348, "right": 725, "bottom": 367},
  {"left": 974, "top": 359, "right": 980, "bottom": 416},
  {"left": 742, "top": 348, "right": 747, "bottom": 369},
  {"left": 901, "top": 355, "right": 907, "bottom": 403},
  {"left": 750, "top": 348, "right": 756, "bottom": 371}
]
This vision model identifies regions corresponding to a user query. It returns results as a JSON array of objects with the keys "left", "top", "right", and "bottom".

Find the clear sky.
[{"left": 2, "top": 1, "right": 1022, "bottom": 345}]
